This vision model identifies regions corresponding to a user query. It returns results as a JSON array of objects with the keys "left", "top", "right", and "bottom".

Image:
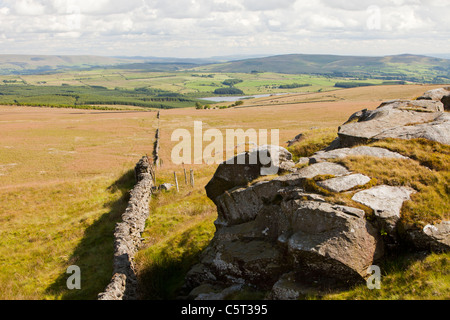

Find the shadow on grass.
[
  {"left": 137, "top": 224, "right": 214, "bottom": 300},
  {"left": 45, "top": 169, "right": 136, "bottom": 300}
]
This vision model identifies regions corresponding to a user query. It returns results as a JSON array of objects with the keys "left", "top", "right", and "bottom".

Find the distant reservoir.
[{"left": 201, "top": 93, "right": 291, "bottom": 103}]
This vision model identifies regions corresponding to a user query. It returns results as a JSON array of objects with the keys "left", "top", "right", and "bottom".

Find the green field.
[
  {"left": 2, "top": 52, "right": 449, "bottom": 109},
  {"left": 2, "top": 70, "right": 350, "bottom": 94},
  {"left": 0, "top": 70, "right": 394, "bottom": 109},
  {"left": 0, "top": 83, "right": 201, "bottom": 110}
]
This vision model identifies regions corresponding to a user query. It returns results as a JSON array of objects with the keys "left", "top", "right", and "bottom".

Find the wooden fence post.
[
  {"left": 174, "top": 172, "right": 179, "bottom": 192},
  {"left": 190, "top": 169, "right": 195, "bottom": 188}
]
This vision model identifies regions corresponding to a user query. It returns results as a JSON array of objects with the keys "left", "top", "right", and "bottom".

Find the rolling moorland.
[
  {"left": 0, "top": 53, "right": 448, "bottom": 300},
  {"left": 0, "top": 53, "right": 449, "bottom": 112}
]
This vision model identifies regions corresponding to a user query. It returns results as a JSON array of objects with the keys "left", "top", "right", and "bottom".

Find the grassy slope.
[
  {"left": 0, "top": 174, "right": 133, "bottom": 299},
  {"left": 0, "top": 106, "right": 158, "bottom": 299},
  {"left": 195, "top": 54, "right": 450, "bottom": 81},
  {"left": 134, "top": 167, "right": 218, "bottom": 300},
  {"left": 324, "top": 252, "right": 450, "bottom": 300}
]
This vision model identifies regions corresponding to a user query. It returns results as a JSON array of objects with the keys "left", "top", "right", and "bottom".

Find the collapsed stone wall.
[{"left": 98, "top": 156, "right": 154, "bottom": 300}]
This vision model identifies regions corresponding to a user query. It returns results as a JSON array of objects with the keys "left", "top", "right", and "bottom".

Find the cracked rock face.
[
  {"left": 334, "top": 99, "right": 450, "bottom": 148},
  {"left": 309, "top": 146, "right": 408, "bottom": 164},
  {"left": 352, "top": 185, "right": 416, "bottom": 233},
  {"left": 205, "top": 145, "right": 295, "bottom": 204},
  {"left": 186, "top": 169, "right": 384, "bottom": 299},
  {"left": 317, "top": 174, "right": 371, "bottom": 193},
  {"left": 417, "top": 87, "right": 450, "bottom": 111}
]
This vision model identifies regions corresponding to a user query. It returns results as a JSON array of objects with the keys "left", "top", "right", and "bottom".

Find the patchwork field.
[
  {"left": 0, "top": 70, "right": 388, "bottom": 99},
  {"left": 0, "top": 83, "right": 447, "bottom": 300}
]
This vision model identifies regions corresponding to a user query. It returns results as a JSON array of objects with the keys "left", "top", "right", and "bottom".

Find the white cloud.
[
  {"left": 242, "top": 0, "right": 296, "bottom": 11},
  {"left": 0, "top": 0, "right": 448, "bottom": 57},
  {"left": 0, "top": 7, "right": 10, "bottom": 15},
  {"left": 13, "top": 0, "right": 46, "bottom": 16}
]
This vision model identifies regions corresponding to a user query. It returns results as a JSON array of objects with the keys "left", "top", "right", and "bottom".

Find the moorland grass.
[
  {"left": 334, "top": 138, "right": 450, "bottom": 226},
  {"left": 287, "top": 127, "right": 338, "bottom": 161},
  {"left": 0, "top": 172, "right": 135, "bottom": 300},
  {"left": 322, "top": 252, "right": 450, "bottom": 300},
  {"left": 134, "top": 167, "right": 217, "bottom": 299}
]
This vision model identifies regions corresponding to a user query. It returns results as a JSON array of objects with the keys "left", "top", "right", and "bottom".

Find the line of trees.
[
  {"left": 195, "top": 100, "right": 244, "bottom": 110},
  {"left": 334, "top": 82, "right": 376, "bottom": 88},
  {"left": 0, "top": 84, "right": 200, "bottom": 109},
  {"left": 214, "top": 87, "right": 244, "bottom": 95},
  {"left": 278, "top": 83, "right": 311, "bottom": 89},
  {"left": 222, "top": 79, "right": 243, "bottom": 86}
]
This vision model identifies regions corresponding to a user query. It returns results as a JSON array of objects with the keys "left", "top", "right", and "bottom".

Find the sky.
[{"left": 0, "top": 0, "right": 449, "bottom": 58}]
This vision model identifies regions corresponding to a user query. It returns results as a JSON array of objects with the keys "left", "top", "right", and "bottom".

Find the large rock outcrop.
[
  {"left": 186, "top": 160, "right": 385, "bottom": 299},
  {"left": 352, "top": 186, "right": 416, "bottom": 234},
  {"left": 307, "top": 146, "right": 408, "bottom": 164},
  {"left": 331, "top": 99, "right": 450, "bottom": 148},
  {"left": 205, "top": 145, "right": 295, "bottom": 204},
  {"left": 183, "top": 88, "right": 449, "bottom": 300},
  {"left": 417, "top": 87, "right": 450, "bottom": 111}
]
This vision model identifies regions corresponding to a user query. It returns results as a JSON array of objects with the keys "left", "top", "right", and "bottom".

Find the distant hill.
[
  {"left": 1, "top": 54, "right": 450, "bottom": 83},
  {"left": 0, "top": 54, "right": 225, "bottom": 75},
  {"left": 0, "top": 55, "right": 138, "bottom": 75},
  {"left": 195, "top": 54, "right": 450, "bottom": 82}
]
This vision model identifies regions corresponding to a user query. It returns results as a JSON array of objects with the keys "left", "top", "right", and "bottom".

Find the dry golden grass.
[
  {"left": 0, "top": 106, "right": 158, "bottom": 299},
  {"left": 335, "top": 139, "right": 450, "bottom": 226},
  {"left": 323, "top": 252, "right": 450, "bottom": 300},
  {"left": 134, "top": 166, "right": 217, "bottom": 299},
  {"left": 0, "top": 84, "right": 447, "bottom": 300},
  {"left": 234, "top": 84, "right": 445, "bottom": 108}
]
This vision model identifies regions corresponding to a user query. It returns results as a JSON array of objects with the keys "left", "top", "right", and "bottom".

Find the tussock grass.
[
  {"left": 135, "top": 218, "right": 216, "bottom": 300},
  {"left": 322, "top": 252, "right": 450, "bottom": 300},
  {"left": 0, "top": 172, "right": 135, "bottom": 300},
  {"left": 0, "top": 106, "right": 159, "bottom": 300},
  {"left": 369, "top": 138, "right": 450, "bottom": 172},
  {"left": 335, "top": 139, "right": 449, "bottom": 226},
  {"left": 134, "top": 165, "right": 217, "bottom": 299},
  {"left": 287, "top": 128, "right": 337, "bottom": 161}
]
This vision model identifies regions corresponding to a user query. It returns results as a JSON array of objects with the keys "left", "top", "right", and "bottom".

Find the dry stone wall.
[
  {"left": 98, "top": 156, "right": 154, "bottom": 300},
  {"left": 153, "top": 128, "right": 160, "bottom": 167}
]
